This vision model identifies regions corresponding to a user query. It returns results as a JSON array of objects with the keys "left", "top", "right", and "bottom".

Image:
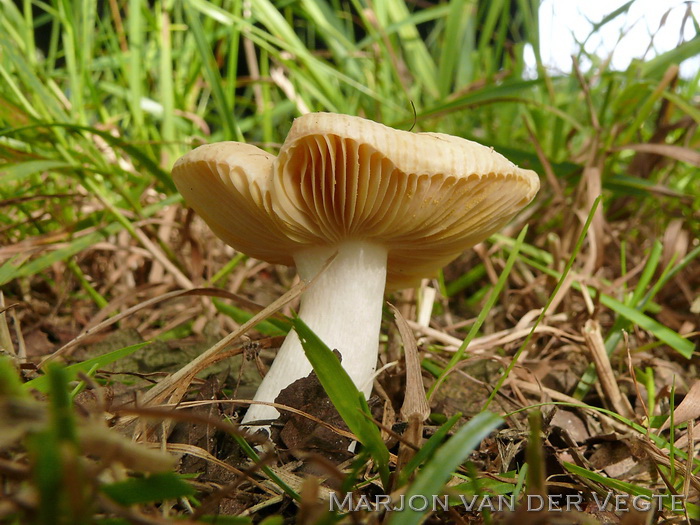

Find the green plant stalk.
[
  {"left": 386, "top": 412, "right": 502, "bottom": 525},
  {"left": 510, "top": 250, "right": 694, "bottom": 361},
  {"left": 0, "top": 356, "right": 26, "bottom": 397},
  {"left": 210, "top": 252, "right": 246, "bottom": 285},
  {"left": 224, "top": 0, "right": 242, "bottom": 113},
  {"left": 466, "top": 460, "right": 492, "bottom": 525},
  {"left": 525, "top": 410, "right": 545, "bottom": 496},
  {"left": 158, "top": 1, "right": 176, "bottom": 163},
  {"left": 67, "top": 259, "right": 108, "bottom": 309},
  {"left": 564, "top": 462, "right": 700, "bottom": 519},
  {"left": 185, "top": 1, "right": 238, "bottom": 139},
  {"left": 21, "top": 0, "right": 36, "bottom": 67},
  {"left": 428, "top": 224, "right": 528, "bottom": 400},
  {"left": 232, "top": 434, "right": 300, "bottom": 501},
  {"left": 669, "top": 379, "right": 676, "bottom": 482},
  {"left": 57, "top": 0, "right": 85, "bottom": 125},
  {"left": 128, "top": 0, "right": 146, "bottom": 136},
  {"left": 486, "top": 196, "right": 600, "bottom": 409},
  {"left": 575, "top": 246, "right": 687, "bottom": 400},
  {"left": 396, "top": 412, "right": 461, "bottom": 488}
]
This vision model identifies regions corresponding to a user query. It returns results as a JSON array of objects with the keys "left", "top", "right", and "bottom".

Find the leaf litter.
[{"left": 1, "top": 18, "right": 699, "bottom": 523}]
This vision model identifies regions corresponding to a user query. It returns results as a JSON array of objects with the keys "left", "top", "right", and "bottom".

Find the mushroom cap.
[{"left": 173, "top": 113, "right": 540, "bottom": 289}]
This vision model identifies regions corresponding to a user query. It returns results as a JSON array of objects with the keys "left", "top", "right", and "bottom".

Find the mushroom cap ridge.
[
  {"left": 272, "top": 113, "right": 539, "bottom": 288},
  {"left": 172, "top": 113, "right": 540, "bottom": 289},
  {"left": 172, "top": 142, "right": 298, "bottom": 266}
]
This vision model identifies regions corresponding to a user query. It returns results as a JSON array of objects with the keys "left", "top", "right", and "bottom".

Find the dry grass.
[{"left": 1, "top": 0, "right": 699, "bottom": 523}]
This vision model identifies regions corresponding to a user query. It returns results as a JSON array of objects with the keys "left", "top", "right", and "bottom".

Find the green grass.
[{"left": 1, "top": 0, "right": 699, "bottom": 523}]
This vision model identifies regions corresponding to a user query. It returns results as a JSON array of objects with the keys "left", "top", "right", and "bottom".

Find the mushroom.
[{"left": 172, "top": 113, "right": 539, "bottom": 433}]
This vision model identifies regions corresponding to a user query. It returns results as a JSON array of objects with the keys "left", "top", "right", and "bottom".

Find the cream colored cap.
[
  {"left": 172, "top": 142, "right": 297, "bottom": 265},
  {"left": 173, "top": 113, "right": 540, "bottom": 289}
]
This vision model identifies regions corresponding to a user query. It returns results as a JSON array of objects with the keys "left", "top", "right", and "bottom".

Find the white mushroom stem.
[{"left": 241, "top": 240, "right": 388, "bottom": 430}]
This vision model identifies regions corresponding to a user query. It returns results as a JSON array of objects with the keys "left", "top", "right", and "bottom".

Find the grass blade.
[
  {"left": 564, "top": 462, "right": 699, "bottom": 519},
  {"left": 24, "top": 342, "right": 151, "bottom": 393},
  {"left": 101, "top": 472, "right": 194, "bottom": 505},
  {"left": 485, "top": 196, "right": 602, "bottom": 408},
  {"left": 232, "top": 434, "right": 300, "bottom": 501},
  {"left": 396, "top": 412, "right": 462, "bottom": 488},
  {"left": 387, "top": 411, "right": 503, "bottom": 525},
  {"left": 183, "top": 1, "right": 236, "bottom": 139},
  {"left": 428, "top": 225, "right": 528, "bottom": 400}
]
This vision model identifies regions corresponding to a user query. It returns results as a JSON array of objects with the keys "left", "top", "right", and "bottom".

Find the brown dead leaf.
[
  {"left": 661, "top": 218, "right": 689, "bottom": 270},
  {"left": 388, "top": 302, "right": 429, "bottom": 422},
  {"left": 549, "top": 409, "right": 590, "bottom": 444},
  {"left": 660, "top": 380, "right": 700, "bottom": 431},
  {"left": 588, "top": 440, "right": 649, "bottom": 480},
  {"left": 673, "top": 421, "right": 700, "bottom": 450}
]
